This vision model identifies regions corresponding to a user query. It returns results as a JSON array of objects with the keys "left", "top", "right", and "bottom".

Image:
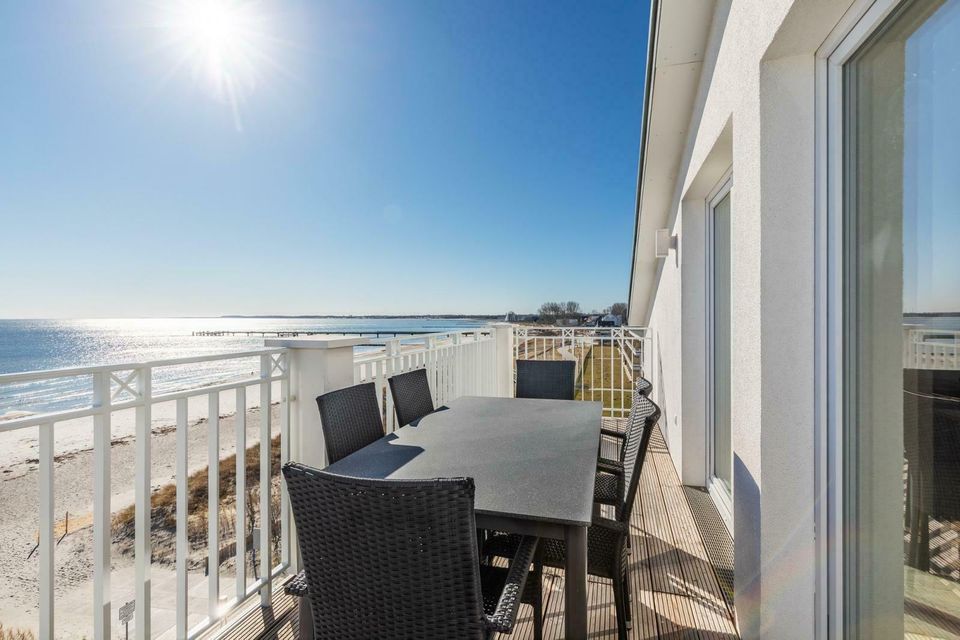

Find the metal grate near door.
[{"left": 683, "top": 485, "right": 735, "bottom": 610}]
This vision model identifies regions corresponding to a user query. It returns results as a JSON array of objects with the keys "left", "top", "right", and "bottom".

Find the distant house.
[{"left": 597, "top": 314, "right": 621, "bottom": 328}]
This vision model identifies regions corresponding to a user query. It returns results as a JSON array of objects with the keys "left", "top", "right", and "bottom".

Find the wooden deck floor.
[
  {"left": 498, "top": 424, "right": 738, "bottom": 639},
  {"left": 218, "top": 424, "right": 739, "bottom": 640}
]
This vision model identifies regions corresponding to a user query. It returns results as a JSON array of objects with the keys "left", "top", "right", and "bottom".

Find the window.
[
  {"left": 843, "top": 0, "right": 960, "bottom": 636},
  {"left": 708, "top": 175, "right": 733, "bottom": 529}
]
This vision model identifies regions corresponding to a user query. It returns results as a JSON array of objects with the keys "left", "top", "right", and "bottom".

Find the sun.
[{"left": 157, "top": 0, "right": 276, "bottom": 129}]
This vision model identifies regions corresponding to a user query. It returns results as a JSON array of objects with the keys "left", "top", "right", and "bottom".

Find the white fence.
[
  {"left": 0, "top": 349, "right": 291, "bottom": 640},
  {"left": 0, "top": 323, "right": 653, "bottom": 640},
  {"left": 354, "top": 330, "right": 501, "bottom": 432},
  {"left": 512, "top": 326, "right": 648, "bottom": 417},
  {"left": 904, "top": 328, "right": 960, "bottom": 370}
]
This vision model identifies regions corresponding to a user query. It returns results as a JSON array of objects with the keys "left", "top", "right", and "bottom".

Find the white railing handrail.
[
  {"left": 353, "top": 328, "right": 491, "bottom": 362},
  {"left": 903, "top": 327, "right": 960, "bottom": 370},
  {"left": 3, "top": 347, "right": 293, "bottom": 640},
  {"left": 0, "top": 347, "right": 287, "bottom": 385},
  {"left": 355, "top": 328, "right": 500, "bottom": 431},
  {"left": 511, "top": 325, "right": 650, "bottom": 418}
]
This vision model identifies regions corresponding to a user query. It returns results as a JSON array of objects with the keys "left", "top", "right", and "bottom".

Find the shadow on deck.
[{"left": 213, "top": 424, "right": 739, "bottom": 640}]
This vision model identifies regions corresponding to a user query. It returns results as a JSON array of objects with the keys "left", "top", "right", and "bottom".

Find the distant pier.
[{"left": 191, "top": 329, "right": 474, "bottom": 338}]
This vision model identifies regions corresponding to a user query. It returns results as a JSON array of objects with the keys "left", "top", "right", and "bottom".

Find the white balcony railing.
[
  {"left": 354, "top": 329, "right": 501, "bottom": 432},
  {"left": 0, "top": 323, "right": 652, "bottom": 640},
  {"left": 0, "top": 349, "right": 291, "bottom": 640},
  {"left": 512, "top": 325, "right": 649, "bottom": 417},
  {"left": 904, "top": 328, "right": 960, "bottom": 370}
]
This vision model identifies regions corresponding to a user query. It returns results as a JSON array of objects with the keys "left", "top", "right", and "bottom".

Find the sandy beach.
[{"left": 0, "top": 404, "right": 281, "bottom": 639}]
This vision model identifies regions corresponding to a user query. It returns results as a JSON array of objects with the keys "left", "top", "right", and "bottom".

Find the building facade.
[{"left": 628, "top": 0, "right": 960, "bottom": 638}]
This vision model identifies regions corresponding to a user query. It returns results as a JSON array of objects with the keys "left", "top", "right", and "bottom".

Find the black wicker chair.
[
  {"left": 282, "top": 463, "right": 541, "bottom": 640},
  {"left": 388, "top": 368, "right": 436, "bottom": 427},
  {"left": 593, "top": 386, "right": 656, "bottom": 507},
  {"left": 903, "top": 369, "right": 960, "bottom": 570},
  {"left": 600, "top": 377, "right": 653, "bottom": 463},
  {"left": 484, "top": 395, "right": 661, "bottom": 640},
  {"left": 315, "top": 382, "right": 384, "bottom": 464},
  {"left": 515, "top": 359, "right": 576, "bottom": 400}
]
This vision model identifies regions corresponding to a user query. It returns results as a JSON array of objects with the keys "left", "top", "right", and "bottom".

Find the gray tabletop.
[{"left": 324, "top": 396, "right": 603, "bottom": 527}]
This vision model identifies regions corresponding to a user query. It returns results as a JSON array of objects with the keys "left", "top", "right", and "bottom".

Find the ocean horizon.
[{"left": 0, "top": 316, "right": 492, "bottom": 416}]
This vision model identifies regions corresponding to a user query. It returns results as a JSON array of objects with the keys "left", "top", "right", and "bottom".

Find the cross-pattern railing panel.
[
  {"left": 354, "top": 330, "right": 499, "bottom": 431},
  {"left": 904, "top": 328, "right": 960, "bottom": 370},
  {"left": 0, "top": 348, "right": 291, "bottom": 640},
  {"left": 512, "top": 325, "right": 649, "bottom": 417}
]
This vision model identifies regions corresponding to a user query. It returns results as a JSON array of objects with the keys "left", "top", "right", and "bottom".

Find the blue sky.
[{"left": 0, "top": 1, "right": 649, "bottom": 318}]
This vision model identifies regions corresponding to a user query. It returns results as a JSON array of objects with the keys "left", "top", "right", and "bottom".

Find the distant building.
[{"left": 598, "top": 314, "right": 621, "bottom": 327}]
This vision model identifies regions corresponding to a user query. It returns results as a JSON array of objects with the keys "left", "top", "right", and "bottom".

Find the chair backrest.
[
  {"left": 903, "top": 369, "right": 960, "bottom": 520},
  {"left": 388, "top": 368, "right": 435, "bottom": 427},
  {"left": 619, "top": 394, "right": 660, "bottom": 522},
  {"left": 613, "top": 385, "right": 645, "bottom": 463},
  {"left": 282, "top": 464, "right": 488, "bottom": 640},
  {"left": 635, "top": 375, "right": 653, "bottom": 397},
  {"left": 315, "top": 382, "right": 384, "bottom": 464},
  {"left": 515, "top": 359, "right": 576, "bottom": 400}
]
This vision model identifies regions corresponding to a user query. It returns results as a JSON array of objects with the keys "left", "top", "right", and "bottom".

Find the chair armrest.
[
  {"left": 592, "top": 516, "right": 629, "bottom": 535},
  {"left": 283, "top": 570, "right": 309, "bottom": 597},
  {"left": 484, "top": 535, "right": 539, "bottom": 633},
  {"left": 600, "top": 427, "right": 627, "bottom": 440},
  {"left": 596, "top": 458, "right": 623, "bottom": 476}
]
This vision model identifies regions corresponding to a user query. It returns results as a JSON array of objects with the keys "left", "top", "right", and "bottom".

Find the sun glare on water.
[{"left": 158, "top": 0, "right": 278, "bottom": 130}]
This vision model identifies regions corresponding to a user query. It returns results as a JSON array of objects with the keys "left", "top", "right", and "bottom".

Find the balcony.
[{"left": 0, "top": 325, "right": 737, "bottom": 640}]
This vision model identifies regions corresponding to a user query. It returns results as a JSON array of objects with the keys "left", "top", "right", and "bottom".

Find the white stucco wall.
[{"left": 633, "top": 0, "right": 863, "bottom": 637}]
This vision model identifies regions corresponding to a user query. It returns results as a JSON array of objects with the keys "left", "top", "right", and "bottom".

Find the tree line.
[{"left": 535, "top": 301, "right": 627, "bottom": 323}]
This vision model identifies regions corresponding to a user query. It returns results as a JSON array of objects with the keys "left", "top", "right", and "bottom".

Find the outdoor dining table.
[{"left": 324, "top": 395, "right": 603, "bottom": 640}]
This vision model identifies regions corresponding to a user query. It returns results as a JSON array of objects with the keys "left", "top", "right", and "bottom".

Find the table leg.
[{"left": 565, "top": 524, "right": 588, "bottom": 639}]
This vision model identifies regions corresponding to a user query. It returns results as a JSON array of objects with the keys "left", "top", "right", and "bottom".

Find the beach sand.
[{"left": 0, "top": 404, "right": 281, "bottom": 639}]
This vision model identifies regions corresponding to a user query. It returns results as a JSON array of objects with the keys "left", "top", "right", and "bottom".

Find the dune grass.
[{"left": 113, "top": 433, "right": 282, "bottom": 567}]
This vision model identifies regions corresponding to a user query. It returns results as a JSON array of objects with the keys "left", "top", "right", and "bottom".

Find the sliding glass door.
[
  {"left": 709, "top": 178, "right": 733, "bottom": 525},
  {"left": 843, "top": 0, "right": 960, "bottom": 637}
]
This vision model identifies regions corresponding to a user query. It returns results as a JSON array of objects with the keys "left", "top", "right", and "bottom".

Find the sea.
[{"left": 0, "top": 317, "right": 490, "bottom": 464}]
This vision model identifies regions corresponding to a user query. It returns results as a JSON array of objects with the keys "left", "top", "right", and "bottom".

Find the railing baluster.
[
  {"left": 93, "top": 372, "right": 112, "bottom": 640},
  {"left": 207, "top": 391, "right": 220, "bottom": 621},
  {"left": 280, "top": 367, "right": 291, "bottom": 568},
  {"left": 235, "top": 386, "right": 247, "bottom": 601},
  {"left": 0, "top": 347, "right": 296, "bottom": 640},
  {"left": 135, "top": 367, "right": 152, "bottom": 640},
  {"left": 259, "top": 356, "right": 272, "bottom": 606},
  {"left": 39, "top": 422, "right": 55, "bottom": 640},
  {"left": 176, "top": 398, "right": 189, "bottom": 640}
]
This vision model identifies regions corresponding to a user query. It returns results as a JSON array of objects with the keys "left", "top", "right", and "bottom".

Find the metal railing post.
[
  {"left": 134, "top": 366, "right": 152, "bottom": 640},
  {"left": 92, "top": 371, "right": 112, "bottom": 640}
]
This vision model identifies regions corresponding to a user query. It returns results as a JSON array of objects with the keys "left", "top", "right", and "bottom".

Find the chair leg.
[
  {"left": 533, "top": 554, "right": 544, "bottom": 640},
  {"left": 917, "top": 510, "right": 931, "bottom": 571},
  {"left": 298, "top": 597, "right": 314, "bottom": 640},
  {"left": 612, "top": 574, "right": 628, "bottom": 640},
  {"left": 622, "top": 565, "right": 632, "bottom": 626}
]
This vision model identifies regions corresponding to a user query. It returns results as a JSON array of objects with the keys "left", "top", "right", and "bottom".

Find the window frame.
[
  {"left": 815, "top": 0, "right": 912, "bottom": 637},
  {"left": 705, "top": 169, "right": 734, "bottom": 532}
]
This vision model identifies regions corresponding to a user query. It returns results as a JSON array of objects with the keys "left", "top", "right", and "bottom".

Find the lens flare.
[{"left": 156, "top": 0, "right": 278, "bottom": 130}]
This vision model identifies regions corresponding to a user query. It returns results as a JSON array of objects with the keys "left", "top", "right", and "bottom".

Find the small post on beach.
[{"left": 119, "top": 600, "right": 134, "bottom": 640}]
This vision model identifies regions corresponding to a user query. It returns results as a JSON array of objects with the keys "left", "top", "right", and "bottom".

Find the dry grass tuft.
[
  {"left": 113, "top": 432, "right": 282, "bottom": 567},
  {"left": 0, "top": 624, "right": 36, "bottom": 640}
]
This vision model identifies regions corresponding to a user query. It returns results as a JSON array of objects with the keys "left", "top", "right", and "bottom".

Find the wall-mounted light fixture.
[{"left": 655, "top": 228, "right": 678, "bottom": 258}]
